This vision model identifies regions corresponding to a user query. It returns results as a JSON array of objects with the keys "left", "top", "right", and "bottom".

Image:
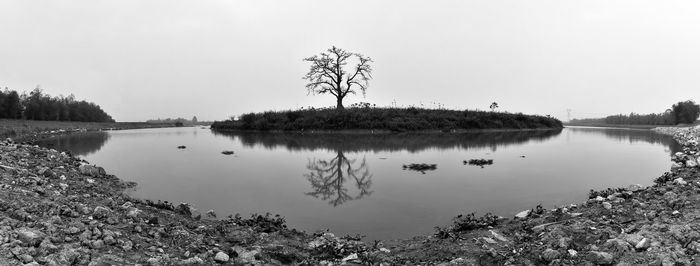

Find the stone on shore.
[
  {"left": 541, "top": 248, "right": 560, "bottom": 261},
  {"left": 214, "top": 252, "right": 229, "bottom": 263},
  {"left": 79, "top": 164, "right": 105, "bottom": 177},
  {"left": 15, "top": 227, "right": 45, "bottom": 247},
  {"left": 514, "top": 210, "right": 531, "bottom": 219},
  {"left": 586, "top": 251, "right": 613, "bottom": 265}
]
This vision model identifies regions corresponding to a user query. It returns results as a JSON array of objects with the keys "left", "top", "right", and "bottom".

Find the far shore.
[
  {"left": 0, "top": 119, "right": 209, "bottom": 141},
  {"left": 565, "top": 120, "right": 700, "bottom": 130}
]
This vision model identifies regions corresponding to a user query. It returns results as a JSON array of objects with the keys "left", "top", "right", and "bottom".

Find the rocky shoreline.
[{"left": 0, "top": 126, "right": 698, "bottom": 265}]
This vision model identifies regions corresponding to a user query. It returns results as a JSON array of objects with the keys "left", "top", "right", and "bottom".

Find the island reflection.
[{"left": 211, "top": 129, "right": 564, "bottom": 153}]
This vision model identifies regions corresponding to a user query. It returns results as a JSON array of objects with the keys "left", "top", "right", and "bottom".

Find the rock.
[
  {"left": 623, "top": 234, "right": 643, "bottom": 246},
  {"left": 146, "top": 257, "right": 161, "bottom": 266},
  {"left": 342, "top": 253, "right": 358, "bottom": 262},
  {"left": 15, "top": 227, "right": 45, "bottom": 247},
  {"left": 595, "top": 196, "right": 605, "bottom": 202},
  {"left": 103, "top": 235, "right": 115, "bottom": 245},
  {"left": 67, "top": 226, "right": 81, "bottom": 235},
  {"left": 125, "top": 207, "right": 141, "bottom": 218},
  {"left": 79, "top": 164, "right": 104, "bottom": 177},
  {"left": 45, "top": 248, "right": 80, "bottom": 266},
  {"left": 635, "top": 238, "right": 650, "bottom": 250},
  {"left": 587, "top": 251, "right": 614, "bottom": 265},
  {"left": 674, "top": 178, "right": 688, "bottom": 185},
  {"left": 90, "top": 240, "right": 104, "bottom": 249},
  {"left": 515, "top": 210, "right": 531, "bottom": 219},
  {"left": 602, "top": 202, "right": 612, "bottom": 210},
  {"left": 231, "top": 246, "right": 259, "bottom": 262},
  {"left": 93, "top": 206, "right": 111, "bottom": 219},
  {"left": 489, "top": 230, "right": 508, "bottom": 242},
  {"left": 568, "top": 249, "right": 578, "bottom": 257},
  {"left": 481, "top": 237, "right": 497, "bottom": 244},
  {"left": 542, "top": 248, "right": 560, "bottom": 261},
  {"left": 176, "top": 203, "right": 193, "bottom": 216},
  {"left": 664, "top": 191, "right": 678, "bottom": 201},
  {"left": 214, "top": 252, "right": 229, "bottom": 263},
  {"left": 627, "top": 184, "right": 642, "bottom": 192},
  {"left": 687, "top": 159, "right": 699, "bottom": 167},
  {"left": 121, "top": 240, "right": 133, "bottom": 251},
  {"left": 605, "top": 239, "right": 632, "bottom": 253},
  {"left": 206, "top": 210, "right": 216, "bottom": 218},
  {"left": 179, "top": 257, "right": 204, "bottom": 265}
]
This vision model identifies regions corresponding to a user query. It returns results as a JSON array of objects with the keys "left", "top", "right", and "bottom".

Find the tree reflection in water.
[{"left": 305, "top": 151, "right": 373, "bottom": 207}]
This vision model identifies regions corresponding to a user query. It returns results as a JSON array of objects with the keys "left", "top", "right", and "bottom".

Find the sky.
[{"left": 1, "top": 1, "right": 699, "bottom": 122}]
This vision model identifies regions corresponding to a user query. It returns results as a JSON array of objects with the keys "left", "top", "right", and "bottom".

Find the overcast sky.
[{"left": 1, "top": 1, "right": 699, "bottom": 121}]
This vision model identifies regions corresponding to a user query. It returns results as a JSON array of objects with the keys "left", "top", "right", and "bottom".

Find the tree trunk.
[{"left": 336, "top": 97, "right": 344, "bottom": 109}]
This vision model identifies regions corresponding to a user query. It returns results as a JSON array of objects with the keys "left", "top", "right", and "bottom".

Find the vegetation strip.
[{"left": 212, "top": 107, "right": 562, "bottom": 132}]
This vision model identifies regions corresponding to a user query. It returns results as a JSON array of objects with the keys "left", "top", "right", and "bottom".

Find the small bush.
[
  {"left": 435, "top": 212, "right": 500, "bottom": 238},
  {"left": 229, "top": 213, "right": 287, "bottom": 233}
]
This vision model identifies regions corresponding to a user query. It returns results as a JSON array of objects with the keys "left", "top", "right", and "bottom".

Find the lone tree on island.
[
  {"left": 490, "top": 102, "right": 499, "bottom": 112},
  {"left": 303, "top": 46, "right": 373, "bottom": 109}
]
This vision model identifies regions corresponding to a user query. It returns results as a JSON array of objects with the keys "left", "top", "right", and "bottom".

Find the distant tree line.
[
  {"left": 145, "top": 116, "right": 198, "bottom": 124},
  {"left": 570, "top": 100, "right": 700, "bottom": 126},
  {"left": 0, "top": 88, "right": 114, "bottom": 122}
]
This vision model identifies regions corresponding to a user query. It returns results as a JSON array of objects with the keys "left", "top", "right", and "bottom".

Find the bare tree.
[
  {"left": 304, "top": 151, "right": 373, "bottom": 206},
  {"left": 303, "top": 46, "right": 373, "bottom": 109}
]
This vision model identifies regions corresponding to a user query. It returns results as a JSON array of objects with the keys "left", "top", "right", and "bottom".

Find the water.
[{"left": 37, "top": 126, "right": 680, "bottom": 240}]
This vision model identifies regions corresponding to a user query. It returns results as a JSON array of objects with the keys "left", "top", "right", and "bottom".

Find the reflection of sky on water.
[
  {"left": 36, "top": 132, "right": 111, "bottom": 156},
  {"left": 36, "top": 127, "right": 680, "bottom": 240}
]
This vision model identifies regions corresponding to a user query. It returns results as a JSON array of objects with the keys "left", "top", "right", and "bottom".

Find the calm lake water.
[{"left": 37, "top": 126, "right": 679, "bottom": 240}]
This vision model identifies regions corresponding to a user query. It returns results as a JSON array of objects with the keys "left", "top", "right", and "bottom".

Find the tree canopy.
[
  {"left": 303, "top": 46, "right": 373, "bottom": 109},
  {"left": 671, "top": 100, "right": 700, "bottom": 124},
  {"left": 0, "top": 87, "right": 114, "bottom": 122}
]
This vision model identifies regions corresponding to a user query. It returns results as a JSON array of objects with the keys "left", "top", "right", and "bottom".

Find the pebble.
[
  {"left": 514, "top": 210, "right": 531, "bottom": 219},
  {"left": 602, "top": 202, "right": 612, "bottom": 210},
  {"left": 542, "top": 248, "right": 560, "bottom": 261},
  {"left": 674, "top": 178, "right": 688, "bottom": 185},
  {"left": 214, "top": 251, "right": 229, "bottom": 263},
  {"left": 635, "top": 238, "right": 650, "bottom": 250},
  {"left": 587, "top": 251, "right": 613, "bottom": 265}
]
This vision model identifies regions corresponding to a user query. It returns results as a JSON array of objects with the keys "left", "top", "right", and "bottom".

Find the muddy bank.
[{"left": 0, "top": 126, "right": 698, "bottom": 265}]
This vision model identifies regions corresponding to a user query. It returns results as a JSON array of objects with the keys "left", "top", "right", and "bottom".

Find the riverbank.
[
  {"left": 0, "top": 119, "right": 184, "bottom": 142},
  {"left": 0, "top": 125, "right": 698, "bottom": 265},
  {"left": 212, "top": 108, "right": 563, "bottom": 132},
  {"left": 563, "top": 123, "right": 660, "bottom": 129}
]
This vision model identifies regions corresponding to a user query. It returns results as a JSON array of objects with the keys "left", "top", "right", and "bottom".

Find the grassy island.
[{"left": 211, "top": 107, "right": 563, "bottom": 132}]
